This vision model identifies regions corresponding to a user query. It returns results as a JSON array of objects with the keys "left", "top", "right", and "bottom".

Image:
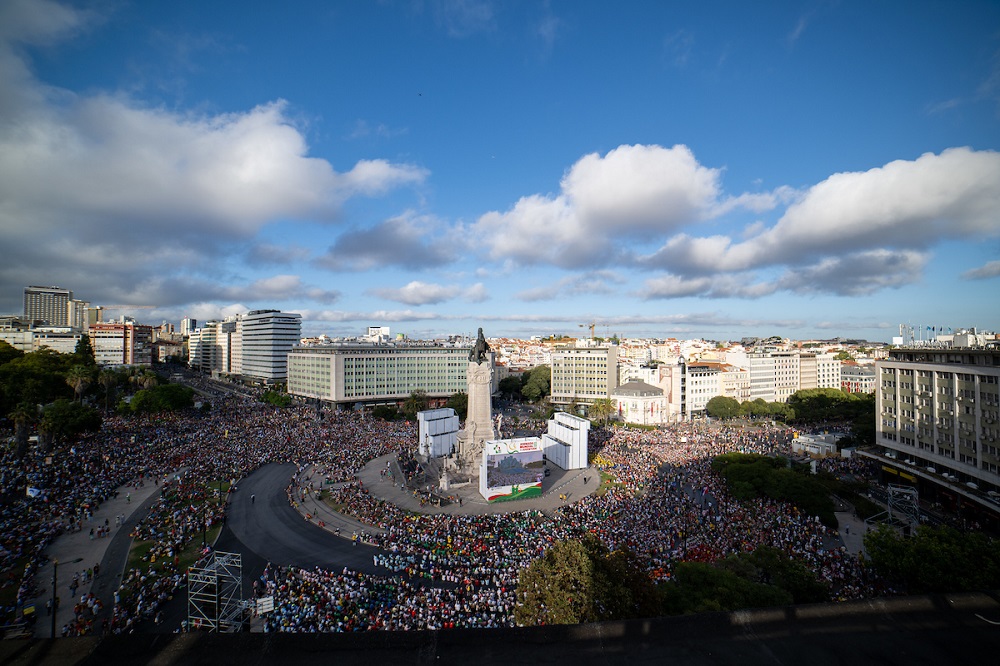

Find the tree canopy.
[
  {"left": 514, "top": 536, "right": 660, "bottom": 625},
  {"left": 402, "top": 390, "right": 428, "bottom": 421},
  {"left": 446, "top": 391, "right": 468, "bottom": 420},
  {"left": 712, "top": 453, "right": 837, "bottom": 527},
  {"left": 126, "top": 383, "right": 195, "bottom": 413},
  {"left": 39, "top": 398, "right": 102, "bottom": 446},
  {"left": 520, "top": 365, "right": 551, "bottom": 403},
  {"left": 864, "top": 524, "right": 1000, "bottom": 594},
  {"left": 662, "top": 547, "right": 827, "bottom": 615},
  {"left": 706, "top": 396, "right": 741, "bottom": 419},
  {"left": 589, "top": 397, "right": 615, "bottom": 425}
]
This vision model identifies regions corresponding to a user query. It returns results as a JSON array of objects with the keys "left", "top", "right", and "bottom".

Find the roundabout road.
[{"left": 223, "top": 462, "right": 391, "bottom": 575}]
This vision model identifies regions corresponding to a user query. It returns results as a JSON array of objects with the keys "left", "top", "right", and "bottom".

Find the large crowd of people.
[{"left": 2, "top": 380, "right": 902, "bottom": 636}]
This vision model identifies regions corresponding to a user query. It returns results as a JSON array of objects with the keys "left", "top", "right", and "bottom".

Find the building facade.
[
  {"left": 842, "top": 363, "right": 877, "bottom": 394},
  {"left": 23, "top": 286, "right": 72, "bottom": 326},
  {"left": 188, "top": 310, "right": 300, "bottom": 383},
  {"left": 612, "top": 380, "right": 668, "bottom": 426},
  {"left": 874, "top": 348, "right": 1000, "bottom": 510},
  {"left": 286, "top": 344, "right": 482, "bottom": 405},
  {"left": 549, "top": 346, "right": 620, "bottom": 409},
  {"left": 241, "top": 310, "right": 300, "bottom": 383},
  {"left": 90, "top": 322, "right": 154, "bottom": 366}
]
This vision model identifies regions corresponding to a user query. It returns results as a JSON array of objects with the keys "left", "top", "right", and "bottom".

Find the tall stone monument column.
[{"left": 457, "top": 328, "right": 495, "bottom": 471}]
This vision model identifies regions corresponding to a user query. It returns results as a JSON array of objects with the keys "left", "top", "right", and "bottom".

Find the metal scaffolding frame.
[
  {"left": 866, "top": 484, "right": 921, "bottom": 533},
  {"left": 187, "top": 551, "right": 245, "bottom": 632}
]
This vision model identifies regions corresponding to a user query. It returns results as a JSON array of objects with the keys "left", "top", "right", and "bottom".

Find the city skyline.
[{"left": 1, "top": 1, "right": 998, "bottom": 342}]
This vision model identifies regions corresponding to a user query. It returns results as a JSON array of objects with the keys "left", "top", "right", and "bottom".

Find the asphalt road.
[
  {"left": 224, "top": 462, "right": 391, "bottom": 574},
  {"left": 147, "top": 463, "right": 393, "bottom": 633}
]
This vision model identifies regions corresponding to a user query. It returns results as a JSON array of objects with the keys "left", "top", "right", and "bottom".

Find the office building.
[
  {"left": 286, "top": 343, "right": 480, "bottom": 405},
  {"left": 90, "top": 322, "right": 154, "bottom": 366},
  {"left": 23, "top": 286, "right": 71, "bottom": 326},
  {"left": 188, "top": 310, "right": 300, "bottom": 383},
  {"left": 872, "top": 347, "right": 1000, "bottom": 514},
  {"left": 550, "top": 346, "right": 619, "bottom": 409}
]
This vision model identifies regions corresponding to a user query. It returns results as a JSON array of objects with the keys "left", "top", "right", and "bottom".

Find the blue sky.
[{"left": 1, "top": 0, "right": 998, "bottom": 342}]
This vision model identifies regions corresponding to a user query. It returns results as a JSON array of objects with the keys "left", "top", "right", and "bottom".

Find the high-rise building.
[
  {"left": 241, "top": 310, "right": 300, "bottom": 383},
  {"left": 188, "top": 310, "right": 300, "bottom": 383},
  {"left": 67, "top": 299, "right": 90, "bottom": 331},
  {"left": 23, "top": 286, "right": 71, "bottom": 326},
  {"left": 180, "top": 317, "right": 197, "bottom": 337},
  {"left": 872, "top": 347, "right": 1000, "bottom": 513}
]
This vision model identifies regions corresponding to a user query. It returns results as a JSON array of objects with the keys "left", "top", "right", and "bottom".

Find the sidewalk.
[{"left": 27, "top": 473, "right": 168, "bottom": 637}]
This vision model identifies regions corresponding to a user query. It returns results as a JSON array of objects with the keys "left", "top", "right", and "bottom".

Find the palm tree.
[
  {"left": 590, "top": 398, "right": 616, "bottom": 426},
  {"left": 10, "top": 402, "right": 35, "bottom": 458},
  {"left": 66, "top": 364, "right": 93, "bottom": 403},
  {"left": 141, "top": 370, "right": 159, "bottom": 389},
  {"left": 98, "top": 369, "right": 118, "bottom": 412}
]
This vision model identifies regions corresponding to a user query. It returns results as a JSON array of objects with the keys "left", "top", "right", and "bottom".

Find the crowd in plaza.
[{"left": 3, "top": 383, "right": 897, "bottom": 635}]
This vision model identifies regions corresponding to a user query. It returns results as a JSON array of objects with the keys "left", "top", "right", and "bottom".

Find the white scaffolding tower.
[{"left": 187, "top": 551, "right": 245, "bottom": 632}]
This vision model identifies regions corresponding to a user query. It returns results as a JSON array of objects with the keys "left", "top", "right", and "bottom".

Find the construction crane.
[
  {"left": 93, "top": 305, "right": 156, "bottom": 322},
  {"left": 579, "top": 322, "right": 596, "bottom": 340}
]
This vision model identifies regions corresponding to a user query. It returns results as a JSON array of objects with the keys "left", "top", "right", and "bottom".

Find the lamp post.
[{"left": 51, "top": 556, "right": 83, "bottom": 638}]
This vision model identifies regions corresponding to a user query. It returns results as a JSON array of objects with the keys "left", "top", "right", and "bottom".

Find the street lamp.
[{"left": 52, "top": 556, "right": 83, "bottom": 638}]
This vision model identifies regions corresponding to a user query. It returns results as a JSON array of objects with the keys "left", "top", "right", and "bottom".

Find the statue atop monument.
[{"left": 469, "top": 327, "right": 490, "bottom": 364}]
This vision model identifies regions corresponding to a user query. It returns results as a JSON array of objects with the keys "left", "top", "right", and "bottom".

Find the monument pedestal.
[{"left": 456, "top": 360, "right": 494, "bottom": 476}]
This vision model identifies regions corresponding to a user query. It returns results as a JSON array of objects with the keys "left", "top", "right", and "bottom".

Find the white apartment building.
[
  {"left": 773, "top": 352, "right": 801, "bottom": 402},
  {"left": 842, "top": 363, "right": 877, "bottom": 394},
  {"left": 816, "top": 353, "right": 841, "bottom": 389},
  {"left": 286, "top": 344, "right": 482, "bottom": 405},
  {"left": 550, "top": 346, "right": 620, "bottom": 409},
  {"left": 188, "top": 310, "right": 301, "bottom": 383},
  {"left": 749, "top": 354, "right": 778, "bottom": 403},
  {"left": 873, "top": 348, "right": 1000, "bottom": 514},
  {"left": 241, "top": 310, "right": 300, "bottom": 383},
  {"left": 721, "top": 364, "right": 751, "bottom": 402},
  {"left": 685, "top": 363, "right": 724, "bottom": 416}
]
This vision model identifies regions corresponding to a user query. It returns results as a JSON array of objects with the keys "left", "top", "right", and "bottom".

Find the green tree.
[
  {"left": 401, "top": 390, "right": 428, "bottom": 421},
  {"left": 589, "top": 397, "right": 616, "bottom": 425},
  {"left": 521, "top": 365, "right": 550, "bottom": 403},
  {"left": 66, "top": 364, "right": 95, "bottom": 403},
  {"left": 98, "top": 369, "right": 119, "bottom": 412},
  {"left": 706, "top": 395, "right": 741, "bottom": 419},
  {"left": 717, "top": 547, "right": 829, "bottom": 604},
  {"left": 498, "top": 376, "right": 522, "bottom": 400},
  {"left": 9, "top": 402, "right": 36, "bottom": 458},
  {"left": 129, "top": 384, "right": 194, "bottom": 413},
  {"left": 0, "top": 339, "right": 23, "bottom": 366},
  {"left": 446, "top": 391, "right": 468, "bottom": 420},
  {"left": 39, "top": 399, "right": 102, "bottom": 448},
  {"left": 0, "top": 348, "right": 73, "bottom": 414},
  {"left": 740, "top": 398, "right": 771, "bottom": 419},
  {"left": 73, "top": 334, "right": 96, "bottom": 366},
  {"left": 262, "top": 390, "right": 292, "bottom": 407},
  {"left": 713, "top": 453, "right": 837, "bottom": 527},
  {"left": 834, "top": 350, "right": 854, "bottom": 361},
  {"left": 514, "top": 536, "right": 660, "bottom": 626},
  {"left": 371, "top": 405, "right": 400, "bottom": 421},
  {"left": 864, "top": 525, "right": 1000, "bottom": 594},
  {"left": 661, "top": 561, "right": 793, "bottom": 615}
]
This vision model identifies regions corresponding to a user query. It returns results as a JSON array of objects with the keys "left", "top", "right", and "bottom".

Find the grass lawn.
[{"left": 124, "top": 480, "right": 229, "bottom": 578}]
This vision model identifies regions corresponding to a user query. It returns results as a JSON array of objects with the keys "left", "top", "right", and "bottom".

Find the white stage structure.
[
  {"left": 541, "top": 412, "right": 590, "bottom": 470},
  {"left": 417, "top": 408, "right": 460, "bottom": 458}
]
